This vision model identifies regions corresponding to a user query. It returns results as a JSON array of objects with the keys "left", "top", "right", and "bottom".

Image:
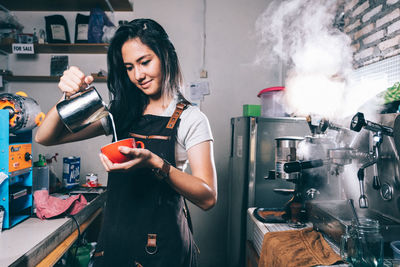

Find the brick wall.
[{"left": 343, "top": 0, "right": 400, "bottom": 68}]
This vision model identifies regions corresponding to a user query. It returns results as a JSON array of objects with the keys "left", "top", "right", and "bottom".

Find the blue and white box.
[{"left": 63, "top": 157, "right": 80, "bottom": 189}]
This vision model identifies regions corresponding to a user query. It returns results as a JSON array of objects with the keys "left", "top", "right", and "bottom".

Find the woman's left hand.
[
  {"left": 99, "top": 141, "right": 218, "bottom": 211},
  {"left": 99, "top": 146, "right": 154, "bottom": 172}
]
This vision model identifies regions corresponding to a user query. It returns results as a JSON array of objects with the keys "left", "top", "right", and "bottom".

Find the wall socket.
[{"left": 200, "top": 69, "right": 208, "bottom": 78}]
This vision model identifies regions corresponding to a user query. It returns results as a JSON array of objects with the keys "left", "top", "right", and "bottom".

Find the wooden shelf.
[
  {"left": 0, "top": 43, "right": 109, "bottom": 54},
  {"left": 0, "top": 44, "right": 108, "bottom": 82},
  {"left": 36, "top": 208, "right": 103, "bottom": 267},
  {"left": 2, "top": 0, "right": 133, "bottom": 11},
  {"left": 3, "top": 75, "right": 107, "bottom": 83}
]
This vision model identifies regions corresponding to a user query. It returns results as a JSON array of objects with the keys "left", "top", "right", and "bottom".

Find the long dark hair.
[{"left": 107, "top": 18, "right": 186, "bottom": 137}]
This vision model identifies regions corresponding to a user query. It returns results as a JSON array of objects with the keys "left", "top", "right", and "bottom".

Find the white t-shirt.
[{"left": 102, "top": 97, "right": 213, "bottom": 170}]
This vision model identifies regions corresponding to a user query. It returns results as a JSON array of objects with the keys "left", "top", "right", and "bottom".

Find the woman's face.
[{"left": 122, "top": 38, "right": 163, "bottom": 97}]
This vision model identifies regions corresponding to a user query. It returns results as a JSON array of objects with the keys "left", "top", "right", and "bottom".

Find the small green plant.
[{"left": 384, "top": 82, "right": 400, "bottom": 104}]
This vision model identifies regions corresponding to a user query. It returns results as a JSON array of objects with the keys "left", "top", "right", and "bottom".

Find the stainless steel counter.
[
  {"left": 247, "top": 208, "right": 400, "bottom": 267},
  {"left": 0, "top": 189, "right": 106, "bottom": 267}
]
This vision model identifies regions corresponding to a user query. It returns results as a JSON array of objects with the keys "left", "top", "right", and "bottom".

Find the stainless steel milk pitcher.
[{"left": 56, "top": 85, "right": 109, "bottom": 133}]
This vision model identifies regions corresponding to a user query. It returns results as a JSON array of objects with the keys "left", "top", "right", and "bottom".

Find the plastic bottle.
[
  {"left": 38, "top": 29, "right": 46, "bottom": 44},
  {"left": 46, "top": 153, "right": 62, "bottom": 193},
  {"left": 33, "top": 28, "right": 38, "bottom": 43},
  {"left": 34, "top": 154, "right": 47, "bottom": 167},
  {"left": 33, "top": 154, "right": 49, "bottom": 192}
]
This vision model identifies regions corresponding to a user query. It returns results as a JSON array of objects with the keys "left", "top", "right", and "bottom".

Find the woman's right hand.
[{"left": 58, "top": 66, "right": 94, "bottom": 97}]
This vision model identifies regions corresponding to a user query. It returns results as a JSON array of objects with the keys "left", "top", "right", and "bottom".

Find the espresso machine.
[
  {"left": 304, "top": 112, "right": 400, "bottom": 256},
  {"left": 268, "top": 115, "right": 349, "bottom": 225}
]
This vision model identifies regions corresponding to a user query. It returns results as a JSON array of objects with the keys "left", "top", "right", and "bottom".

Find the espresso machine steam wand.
[{"left": 350, "top": 112, "right": 393, "bottom": 208}]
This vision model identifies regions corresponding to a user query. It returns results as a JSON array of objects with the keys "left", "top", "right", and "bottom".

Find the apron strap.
[
  {"left": 166, "top": 103, "right": 186, "bottom": 129},
  {"left": 167, "top": 102, "right": 193, "bottom": 234},
  {"left": 130, "top": 133, "right": 171, "bottom": 140}
]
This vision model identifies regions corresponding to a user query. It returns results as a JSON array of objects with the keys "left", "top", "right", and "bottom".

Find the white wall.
[{"left": 4, "top": 1, "right": 281, "bottom": 266}]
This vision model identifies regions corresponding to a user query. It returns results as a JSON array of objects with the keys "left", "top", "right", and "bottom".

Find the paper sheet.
[
  {"left": 0, "top": 172, "right": 8, "bottom": 185},
  {"left": 189, "top": 81, "right": 210, "bottom": 101}
]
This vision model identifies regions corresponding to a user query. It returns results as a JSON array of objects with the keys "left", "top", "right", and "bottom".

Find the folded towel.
[
  {"left": 258, "top": 227, "right": 342, "bottom": 267},
  {"left": 34, "top": 190, "right": 87, "bottom": 219},
  {"left": 254, "top": 208, "right": 287, "bottom": 223}
]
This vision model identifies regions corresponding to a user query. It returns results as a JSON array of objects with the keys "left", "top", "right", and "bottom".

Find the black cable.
[
  {"left": 70, "top": 214, "right": 81, "bottom": 245},
  {"left": 69, "top": 214, "right": 81, "bottom": 266}
]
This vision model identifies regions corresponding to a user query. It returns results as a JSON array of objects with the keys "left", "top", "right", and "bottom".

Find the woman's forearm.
[
  {"left": 35, "top": 99, "right": 106, "bottom": 146},
  {"left": 35, "top": 66, "right": 99, "bottom": 146},
  {"left": 151, "top": 141, "right": 218, "bottom": 210},
  {"left": 35, "top": 101, "right": 69, "bottom": 146},
  {"left": 166, "top": 167, "right": 217, "bottom": 210}
]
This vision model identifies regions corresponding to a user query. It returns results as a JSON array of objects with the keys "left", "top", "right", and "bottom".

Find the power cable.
[{"left": 69, "top": 214, "right": 81, "bottom": 266}]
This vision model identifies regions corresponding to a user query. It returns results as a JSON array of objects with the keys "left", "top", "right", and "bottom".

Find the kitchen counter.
[
  {"left": 246, "top": 207, "right": 348, "bottom": 267},
  {"left": 246, "top": 207, "right": 399, "bottom": 267},
  {"left": 0, "top": 188, "right": 106, "bottom": 267}
]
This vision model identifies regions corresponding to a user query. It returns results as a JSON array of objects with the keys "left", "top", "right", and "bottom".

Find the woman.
[{"left": 35, "top": 19, "right": 217, "bottom": 266}]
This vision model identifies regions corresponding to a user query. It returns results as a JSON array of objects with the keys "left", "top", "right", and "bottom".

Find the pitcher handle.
[{"left": 63, "top": 84, "right": 93, "bottom": 100}]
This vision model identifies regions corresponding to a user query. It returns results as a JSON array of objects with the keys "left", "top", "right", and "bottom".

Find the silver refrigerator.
[{"left": 227, "top": 116, "right": 309, "bottom": 267}]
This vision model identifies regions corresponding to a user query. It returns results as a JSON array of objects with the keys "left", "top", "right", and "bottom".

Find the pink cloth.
[{"left": 34, "top": 190, "right": 87, "bottom": 219}]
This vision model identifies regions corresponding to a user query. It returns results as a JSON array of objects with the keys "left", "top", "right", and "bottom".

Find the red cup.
[{"left": 100, "top": 138, "right": 145, "bottom": 163}]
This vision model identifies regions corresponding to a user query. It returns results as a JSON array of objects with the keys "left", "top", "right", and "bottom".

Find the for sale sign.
[{"left": 12, "top": 43, "right": 34, "bottom": 54}]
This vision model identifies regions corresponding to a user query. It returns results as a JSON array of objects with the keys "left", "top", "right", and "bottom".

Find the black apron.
[{"left": 93, "top": 103, "right": 198, "bottom": 267}]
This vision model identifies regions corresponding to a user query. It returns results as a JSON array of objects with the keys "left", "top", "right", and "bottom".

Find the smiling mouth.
[{"left": 139, "top": 80, "right": 152, "bottom": 87}]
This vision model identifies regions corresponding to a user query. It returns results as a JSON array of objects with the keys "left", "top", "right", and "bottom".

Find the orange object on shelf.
[
  {"left": 9, "top": 143, "right": 32, "bottom": 173},
  {"left": 0, "top": 92, "right": 45, "bottom": 133}
]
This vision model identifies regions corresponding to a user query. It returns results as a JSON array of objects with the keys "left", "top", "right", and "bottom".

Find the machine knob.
[
  {"left": 350, "top": 112, "right": 394, "bottom": 136},
  {"left": 306, "top": 188, "right": 320, "bottom": 199},
  {"left": 350, "top": 112, "right": 366, "bottom": 132},
  {"left": 24, "top": 152, "right": 32, "bottom": 161}
]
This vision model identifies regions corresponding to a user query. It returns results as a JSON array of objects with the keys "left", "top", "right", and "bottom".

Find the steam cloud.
[{"left": 256, "top": 0, "right": 388, "bottom": 121}]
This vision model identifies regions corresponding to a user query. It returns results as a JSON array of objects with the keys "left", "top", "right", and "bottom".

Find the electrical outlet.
[{"left": 200, "top": 69, "right": 208, "bottom": 78}]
